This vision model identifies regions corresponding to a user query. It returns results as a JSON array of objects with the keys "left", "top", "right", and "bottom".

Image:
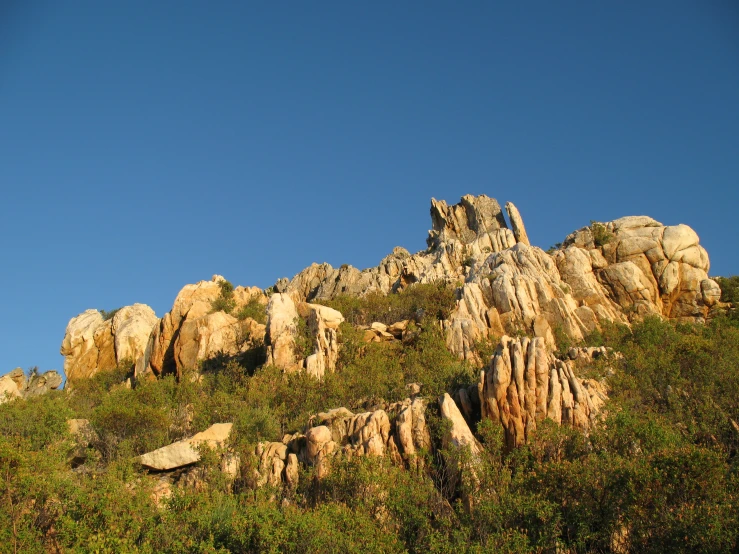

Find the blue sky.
[{"left": 1, "top": 1, "right": 737, "bottom": 377}]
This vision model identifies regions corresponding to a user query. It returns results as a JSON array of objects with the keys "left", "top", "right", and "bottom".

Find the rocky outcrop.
[
  {"left": 505, "top": 201, "right": 530, "bottom": 246},
  {"left": 277, "top": 195, "right": 719, "bottom": 359},
  {"left": 285, "top": 195, "right": 524, "bottom": 305},
  {"left": 557, "top": 216, "right": 720, "bottom": 322},
  {"left": 60, "top": 194, "right": 722, "bottom": 382},
  {"left": 136, "top": 276, "right": 267, "bottom": 379},
  {"left": 253, "top": 441, "right": 292, "bottom": 488},
  {"left": 0, "top": 370, "right": 23, "bottom": 403},
  {"left": 23, "top": 369, "right": 64, "bottom": 397},
  {"left": 265, "top": 293, "right": 299, "bottom": 371},
  {"left": 264, "top": 295, "right": 344, "bottom": 378},
  {"left": 0, "top": 368, "right": 63, "bottom": 403},
  {"left": 439, "top": 392, "right": 483, "bottom": 456},
  {"left": 300, "top": 303, "right": 343, "bottom": 379},
  {"left": 479, "top": 336, "right": 606, "bottom": 449},
  {"left": 361, "top": 320, "right": 412, "bottom": 343},
  {"left": 250, "top": 398, "right": 432, "bottom": 486},
  {"left": 174, "top": 311, "right": 263, "bottom": 371},
  {"left": 61, "top": 304, "right": 158, "bottom": 382},
  {"left": 138, "top": 423, "right": 232, "bottom": 471}
]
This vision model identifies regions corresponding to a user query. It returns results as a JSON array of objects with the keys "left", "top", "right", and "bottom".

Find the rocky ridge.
[{"left": 59, "top": 194, "right": 721, "bottom": 387}]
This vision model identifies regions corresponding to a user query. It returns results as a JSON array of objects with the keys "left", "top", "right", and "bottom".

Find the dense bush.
[
  {"left": 318, "top": 281, "right": 457, "bottom": 326},
  {"left": 715, "top": 275, "right": 739, "bottom": 304},
  {"left": 235, "top": 296, "right": 267, "bottom": 323},
  {"left": 211, "top": 279, "right": 237, "bottom": 314},
  {"left": 590, "top": 220, "right": 614, "bottom": 247}
]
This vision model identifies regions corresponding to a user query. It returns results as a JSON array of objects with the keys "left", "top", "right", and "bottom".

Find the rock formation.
[
  {"left": 439, "top": 392, "right": 483, "bottom": 457},
  {"left": 138, "top": 422, "right": 233, "bottom": 471},
  {"left": 59, "top": 194, "right": 722, "bottom": 380},
  {"left": 136, "top": 276, "right": 267, "bottom": 379},
  {"left": 264, "top": 294, "right": 344, "bottom": 378},
  {"left": 479, "top": 336, "right": 608, "bottom": 449},
  {"left": 61, "top": 304, "right": 158, "bottom": 382},
  {"left": 277, "top": 195, "right": 720, "bottom": 361},
  {"left": 249, "top": 398, "right": 432, "bottom": 485},
  {"left": 556, "top": 216, "right": 720, "bottom": 321},
  {"left": 0, "top": 368, "right": 63, "bottom": 403}
]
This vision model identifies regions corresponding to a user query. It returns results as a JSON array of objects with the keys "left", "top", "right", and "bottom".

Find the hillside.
[{"left": 1, "top": 195, "right": 738, "bottom": 553}]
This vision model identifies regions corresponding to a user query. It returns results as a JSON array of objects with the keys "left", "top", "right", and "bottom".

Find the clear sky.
[{"left": 1, "top": 1, "right": 738, "bottom": 377}]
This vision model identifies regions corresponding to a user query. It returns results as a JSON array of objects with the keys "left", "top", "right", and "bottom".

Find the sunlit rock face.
[
  {"left": 281, "top": 194, "right": 720, "bottom": 360},
  {"left": 60, "top": 194, "right": 721, "bottom": 381},
  {"left": 61, "top": 304, "right": 158, "bottom": 382},
  {"left": 478, "top": 336, "right": 609, "bottom": 450},
  {"left": 135, "top": 276, "right": 267, "bottom": 380}
]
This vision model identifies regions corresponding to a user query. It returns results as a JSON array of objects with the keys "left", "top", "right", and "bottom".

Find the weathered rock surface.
[
  {"left": 557, "top": 217, "right": 719, "bottom": 322},
  {"left": 439, "top": 393, "right": 482, "bottom": 456},
  {"left": 278, "top": 195, "right": 720, "bottom": 359},
  {"left": 61, "top": 194, "right": 722, "bottom": 384},
  {"left": 0, "top": 371, "right": 22, "bottom": 403},
  {"left": 264, "top": 297, "right": 344, "bottom": 378},
  {"left": 0, "top": 368, "right": 63, "bottom": 403},
  {"left": 24, "top": 369, "right": 63, "bottom": 397},
  {"left": 301, "top": 303, "right": 343, "bottom": 378},
  {"left": 61, "top": 304, "right": 158, "bottom": 382},
  {"left": 250, "top": 398, "right": 432, "bottom": 487},
  {"left": 254, "top": 441, "right": 290, "bottom": 487},
  {"left": 265, "top": 293, "right": 300, "bottom": 371},
  {"left": 479, "top": 336, "right": 606, "bottom": 449},
  {"left": 137, "top": 276, "right": 267, "bottom": 379},
  {"left": 139, "top": 423, "right": 232, "bottom": 471}
]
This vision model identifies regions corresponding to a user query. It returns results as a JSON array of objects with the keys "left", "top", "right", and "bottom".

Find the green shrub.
[
  {"left": 235, "top": 296, "right": 267, "bottom": 323},
  {"left": 293, "top": 316, "right": 314, "bottom": 360},
  {"left": 99, "top": 307, "right": 121, "bottom": 321},
  {"left": 590, "top": 220, "right": 614, "bottom": 247},
  {"left": 0, "top": 393, "right": 72, "bottom": 450},
  {"left": 715, "top": 275, "right": 739, "bottom": 304},
  {"left": 318, "top": 281, "right": 457, "bottom": 326},
  {"left": 211, "top": 279, "right": 236, "bottom": 314}
]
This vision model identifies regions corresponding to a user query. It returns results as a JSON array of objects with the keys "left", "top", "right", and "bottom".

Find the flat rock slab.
[{"left": 139, "top": 423, "right": 232, "bottom": 471}]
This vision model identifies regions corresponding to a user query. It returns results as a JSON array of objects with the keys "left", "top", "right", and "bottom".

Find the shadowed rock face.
[{"left": 135, "top": 276, "right": 267, "bottom": 380}]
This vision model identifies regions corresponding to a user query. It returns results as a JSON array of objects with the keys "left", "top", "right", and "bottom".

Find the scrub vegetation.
[{"left": 2, "top": 281, "right": 739, "bottom": 553}]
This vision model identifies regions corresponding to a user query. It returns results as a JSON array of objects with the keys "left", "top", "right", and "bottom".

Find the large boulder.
[
  {"left": 558, "top": 217, "right": 719, "bottom": 322},
  {"left": 0, "top": 372, "right": 22, "bottom": 403},
  {"left": 264, "top": 297, "right": 345, "bottom": 378},
  {"left": 394, "top": 398, "right": 431, "bottom": 470},
  {"left": 61, "top": 304, "right": 157, "bottom": 382},
  {"left": 24, "top": 369, "right": 63, "bottom": 397},
  {"left": 174, "top": 311, "right": 264, "bottom": 371},
  {"left": 439, "top": 393, "right": 482, "bottom": 457},
  {"left": 265, "top": 293, "right": 300, "bottom": 371},
  {"left": 300, "top": 303, "right": 343, "bottom": 378},
  {"left": 138, "top": 423, "right": 232, "bottom": 471}
]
